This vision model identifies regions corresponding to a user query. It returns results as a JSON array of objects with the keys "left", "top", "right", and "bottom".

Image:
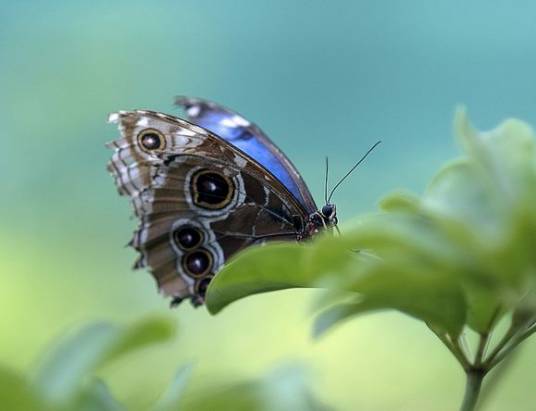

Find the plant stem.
[
  {"left": 474, "top": 332, "right": 489, "bottom": 366},
  {"left": 477, "top": 346, "right": 522, "bottom": 411},
  {"left": 429, "top": 328, "right": 470, "bottom": 369},
  {"left": 488, "top": 324, "right": 536, "bottom": 369},
  {"left": 483, "top": 325, "right": 516, "bottom": 367},
  {"left": 460, "top": 369, "right": 485, "bottom": 411}
]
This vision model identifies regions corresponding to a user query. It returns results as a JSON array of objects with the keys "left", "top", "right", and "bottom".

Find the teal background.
[{"left": 1, "top": 1, "right": 536, "bottom": 409}]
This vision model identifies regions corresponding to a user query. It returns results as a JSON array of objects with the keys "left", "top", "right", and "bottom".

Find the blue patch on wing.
[{"left": 177, "top": 99, "right": 310, "bottom": 209}]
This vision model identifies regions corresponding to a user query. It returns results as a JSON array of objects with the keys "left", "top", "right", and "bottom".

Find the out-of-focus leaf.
[
  {"left": 151, "top": 363, "right": 194, "bottom": 411},
  {"left": 34, "top": 316, "right": 176, "bottom": 406},
  {"left": 0, "top": 366, "right": 44, "bottom": 411},
  {"left": 179, "top": 365, "right": 332, "bottom": 411},
  {"left": 339, "top": 212, "right": 468, "bottom": 271},
  {"left": 313, "top": 258, "right": 466, "bottom": 338},
  {"left": 313, "top": 300, "right": 380, "bottom": 338},
  {"left": 208, "top": 109, "right": 536, "bottom": 354},
  {"left": 34, "top": 323, "right": 117, "bottom": 405},
  {"left": 424, "top": 158, "right": 505, "bottom": 240},
  {"left": 184, "top": 380, "right": 264, "bottom": 411},
  {"left": 260, "top": 365, "right": 332, "bottom": 411},
  {"left": 72, "top": 378, "right": 125, "bottom": 411},
  {"left": 461, "top": 282, "right": 502, "bottom": 333},
  {"left": 341, "top": 213, "right": 507, "bottom": 334},
  {"left": 102, "top": 316, "right": 176, "bottom": 364},
  {"left": 454, "top": 107, "right": 536, "bottom": 199},
  {"left": 379, "top": 191, "right": 420, "bottom": 212}
]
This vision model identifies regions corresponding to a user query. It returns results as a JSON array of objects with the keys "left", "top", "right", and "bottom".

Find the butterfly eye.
[
  {"left": 173, "top": 226, "right": 204, "bottom": 250},
  {"left": 182, "top": 249, "right": 213, "bottom": 277},
  {"left": 137, "top": 129, "right": 166, "bottom": 152},
  {"left": 322, "top": 204, "right": 334, "bottom": 217},
  {"left": 191, "top": 170, "right": 235, "bottom": 210}
]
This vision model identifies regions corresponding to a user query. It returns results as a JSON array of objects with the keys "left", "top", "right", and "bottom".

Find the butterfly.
[{"left": 107, "top": 97, "right": 378, "bottom": 307}]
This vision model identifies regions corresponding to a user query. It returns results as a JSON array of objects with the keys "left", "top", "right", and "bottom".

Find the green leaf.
[
  {"left": 34, "top": 323, "right": 117, "bottom": 405},
  {"left": 460, "top": 280, "right": 503, "bottom": 333},
  {"left": 339, "top": 212, "right": 468, "bottom": 269},
  {"left": 102, "top": 316, "right": 177, "bottom": 364},
  {"left": 206, "top": 232, "right": 368, "bottom": 314},
  {"left": 72, "top": 378, "right": 125, "bottom": 411},
  {"left": 179, "top": 365, "right": 332, "bottom": 411},
  {"left": 206, "top": 242, "right": 308, "bottom": 314},
  {"left": 454, "top": 107, "right": 536, "bottom": 197},
  {"left": 207, "top": 109, "right": 536, "bottom": 360},
  {"left": 34, "top": 316, "right": 177, "bottom": 406},
  {"left": 424, "top": 158, "right": 505, "bottom": 240},
  {"left": 313, "top": 299, "right": 380, "bottom": 338},
  {"left": 0, "top": 366, "right": 44, "bottom": 411},
  {"left": 313, "top": 257, "right": 467, "bottom": 338},
  {"left": 379, "top": 191, "right": 421, "bottom": 213},
  {"left": 151, "top": 363, "right": 194, "bottom": 411}
]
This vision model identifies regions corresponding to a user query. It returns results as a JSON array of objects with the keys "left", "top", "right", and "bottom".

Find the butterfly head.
[
  {"left": 321, "top": 203, "right": 338, "bottom": 227},
  {"left": 303, "top": 203, "right": 338, "bottom": 238}
]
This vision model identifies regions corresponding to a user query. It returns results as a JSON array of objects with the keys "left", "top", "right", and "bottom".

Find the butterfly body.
[{"left": 107, "top": 98, "right": 337, "bottom": 306}]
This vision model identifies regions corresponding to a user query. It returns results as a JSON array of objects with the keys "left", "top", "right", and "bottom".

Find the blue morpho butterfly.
[{"left": 107, "top": 97, "right": 379, "bottom": 307}]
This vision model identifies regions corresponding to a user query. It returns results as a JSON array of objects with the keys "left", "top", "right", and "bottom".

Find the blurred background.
[{"left": 2, "top": 1, "right": 536, "bottom": 410}]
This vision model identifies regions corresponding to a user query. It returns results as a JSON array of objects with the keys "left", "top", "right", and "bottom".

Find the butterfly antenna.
[
  {"left": 327, "top": 140, "right": 382, "bottom": 203},
  {"left": 324, "top": 156, "right": 329, "bottom": 204}
]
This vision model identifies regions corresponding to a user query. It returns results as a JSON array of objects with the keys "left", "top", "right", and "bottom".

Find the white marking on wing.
[
  {"left": 187, "top": 106, "right": 201, "bottom": 117},
  {"left": 233, "top": 154, "right": 247, "bottom": 168},
  {"left": 232, "top": 114, "right": 250, "bottom": 127},
  {"left": 263, "top": 186, "right": 270, "bottom": 207},
  {"left": 108, "top": 112, "right": 119, "bottom": 123}
]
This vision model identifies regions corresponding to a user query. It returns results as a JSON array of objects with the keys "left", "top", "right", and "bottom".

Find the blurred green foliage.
[
  {"left": 0, "top": 316, "right": 328, "bottom": 411},
  {"left": 208, "top": 111, "right": 536, "bottom": 409},
  {"left": 3, "top": 2, "right": 536, "bottom": 410},
  {"left": 1, "top": 316, "right": 178, "bottom": 411},
  {"left": 9, "top": 109, "right": 534, "bottom": 410}
]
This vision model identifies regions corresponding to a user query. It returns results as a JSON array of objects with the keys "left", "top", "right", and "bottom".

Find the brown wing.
[{"left": 107, "top": 110, "right": 308, "bottom": 306}]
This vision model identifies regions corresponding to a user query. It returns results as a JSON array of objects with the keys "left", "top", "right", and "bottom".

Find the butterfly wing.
[
  {"left": 107, "top": 110, "right": 308, "bottom": 306},
  {"left": 176, "top": 97, "right": 317, "bottom": 213}
]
